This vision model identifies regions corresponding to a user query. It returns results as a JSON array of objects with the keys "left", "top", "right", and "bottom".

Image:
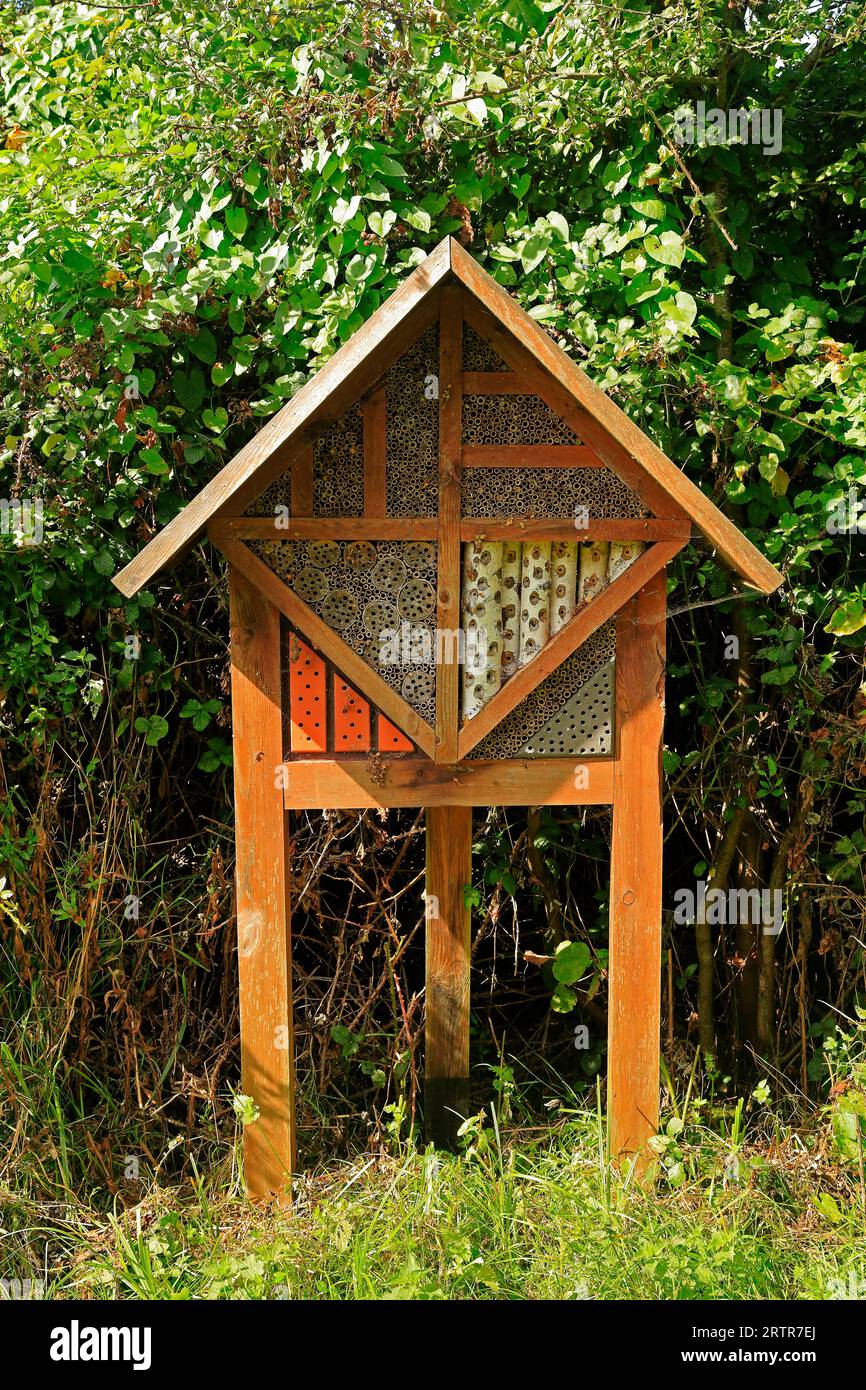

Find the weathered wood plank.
[
  {"left": 291, "top": 445, "right": 313, "bottom": 516},
  {"left": 210, "top": 517, "right": 690, "bottom": 544},
  {"left": 229, "top": 566, "right": 294, "bottom": 1200},
  {"left": 462, "top": 371, "right": 521, "bottom": 394},
  {"left": 280, "top": 757, "right": 614, "bottom": 808},
  {"left": 425, "top": 806, "right": 472, "bottom": 1148},
  {"left": 363, "top": 384, "right": 387, "bottom": 516},
  {"left": 608, "top": 569, "right": 666, "bottom": 1177}
]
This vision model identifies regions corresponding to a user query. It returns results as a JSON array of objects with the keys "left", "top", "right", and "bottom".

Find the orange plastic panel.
[
  {"left": 333, "top": 676, "right": 371, "bottom": 752},
  {"left": 377, "top": 716, "right": 413, "bottom": 752},
  {"left": 289, "top": 638, "right": 327, "bottom": 753}
]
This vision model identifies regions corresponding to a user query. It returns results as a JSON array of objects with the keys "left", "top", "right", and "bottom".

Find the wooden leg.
[
  {"left": 425, "top": 805, "right": 472, "bottom": 1147},
  {"left": 229, "top": 566, "right": 295, "bottom": 1200},
  {"left": 608, "top": 570, "right": 666, "bottom": 1176}
]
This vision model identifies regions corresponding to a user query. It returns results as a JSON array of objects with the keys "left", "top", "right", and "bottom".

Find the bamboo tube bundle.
[
  {"left": 518, "top": 541, "right": 551, "bottom": 667},
  {"left": 500, "top": 541, "right": 522, "bottom": 681},
  {"left": 549, "top": 541, "right": 578, "bottom": 636},
  {"left": 607, "top": 540, "right": 646, "bottom": 583},
  {"left": 578, "top": 540, "right": 610, "bottom": 606},
  {"left": 461, "top": 540, "right": 504, "bottom": 720}
]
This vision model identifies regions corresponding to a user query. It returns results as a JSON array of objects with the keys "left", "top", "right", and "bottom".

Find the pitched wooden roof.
[{"left": 113, "top": 236, "right": 783, "bottom": 597}]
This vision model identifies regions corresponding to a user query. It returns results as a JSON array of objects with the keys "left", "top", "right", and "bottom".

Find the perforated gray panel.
[
  {"left": 520, "top": 659, "right": 613, "bottom": 757},
  {"left": 385, "top": 323, "right": 439, "bottom": 516},
  {"left": 249, "top": 538, "right": 437, "bottom": 723},
  {"left": 461, "top": 467, "right": 646, "bottom": 519},
  {"left": 469, "top": 622, "right": 615, "bottom": 760}
]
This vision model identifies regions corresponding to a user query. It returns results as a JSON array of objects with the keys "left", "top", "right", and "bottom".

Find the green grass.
[{"left": 3, "top": 1084, "right": 866, "bottom": 1301}]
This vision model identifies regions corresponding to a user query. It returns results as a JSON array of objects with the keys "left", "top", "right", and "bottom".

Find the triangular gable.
[{"left": 114, "top": 237, "right": 783, "bottom": 599}]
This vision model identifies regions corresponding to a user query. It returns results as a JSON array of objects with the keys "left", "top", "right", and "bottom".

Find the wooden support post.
[
  {"left": 229, "top": 565, "right": 295, "bottom": 1200},
  {"left": 425, "top": 805, "right": 472, "bottom": 1148},
  {"left": 608, "top": 569, "right": 666, "bottom": 1177}
]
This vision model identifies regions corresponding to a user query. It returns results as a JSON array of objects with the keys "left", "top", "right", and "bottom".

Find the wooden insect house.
[{"left": 114, "top": 237, "right": 783, "bottom": 1198}]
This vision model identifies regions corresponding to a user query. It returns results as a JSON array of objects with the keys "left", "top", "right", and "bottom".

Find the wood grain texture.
[
  {"left": 214, "top": 535, "right": 436, "bottom": 757},
  {"left": 457, "top": 538, "right": 685, "bottom": 759},
  {"left": 462, "top": 371, "right": 520, "bottom": 393},
  {"left": 454, "top": 247, "right": 783, "bottom": 593},
  {"left": 608, "top": 569, "right": 667, "bottom": 1177},
  {"left": 291, "top": 445, "right": 313, "bottom": 516},
  {"left": 112, "top": 241, "right": 451, "bottom": 596},
  {"left": 279, "top": 757, "right": 613, "bottom": 808},
  {"left": 425, "top": 806, "right": 472, "bottom": 1148},
  {"left": 363, "top": 384, "right": 387, "bottom": 516},
  {"left": 462, "top": 445, "right": 603, "bottom": 468},
  {"left": 229, "top": 566, "right": 295, "bottom": 1200},
  {"left": 435, "top": 282, "right": 463, "bottom": 763},
  {"left": 460, "top": 519, "right": 691, "bottom": 542},
  {"left": 213, "top": 517, "right": 690, "bottom": 544}
]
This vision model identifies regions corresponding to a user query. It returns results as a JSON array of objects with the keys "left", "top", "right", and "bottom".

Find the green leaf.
[
  {"left": 401, "top": 206, "right": 431, "bottom": 233},
  {"left": 631, "top": 196, "right": 665, "bottom": 220},
  {"left": 189, "top": 327, "right": 217, "bottom": 365},
  {"left": 658, "top": 290, "right": 697, "bottom": 331},
  {"left": 134, "top": 714, "right": 169, "bottom": 747},
  {"left": 546, "top": 211, "right": 569, "bottom": 242},
  {"left": 551, "top": 983, "right": 578, "bottom": 1014},
  {"left": 258, "top": 242, "right": 289, "bottom": 277},
  {"left": 625, "top": 270, "right": 665, "bottom": 305},
  {"left": 225, "top": 206, "right": 248, "bottom": 239},
  {"left": 465, "top": 97, "right": 488, "bottom": 124},
  {"left": 333, "top": 195, "right": 361, "bottom": 228},
  {"left": 644, "top": 230, "right": 685, "bottom": 268},
  {"left": 41, "top": 433, "right": 65, "bottom": 457},
  {"left": 552, "top": 940, "right": 591, "bottom": 985},
  {"left": 202, "top": 407, "right": 228, "bottom": 433},
  {"left": 520, "top": 232, "right": 551, "bottom": 273},
  {"left": 346, "top": 253, "right": 376, "bottom": 284},
  {"left": 825, "top": 598, "right": 866, "bottom": 636},
  {"left": 368, "top": 208, "right": 397, "bottom": 238},
  {"left": 173, "top": 368, "right": 206, "bottom": 411},
  {"left": 761, "top": 664, "right": 797, "bottom": 685}
]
